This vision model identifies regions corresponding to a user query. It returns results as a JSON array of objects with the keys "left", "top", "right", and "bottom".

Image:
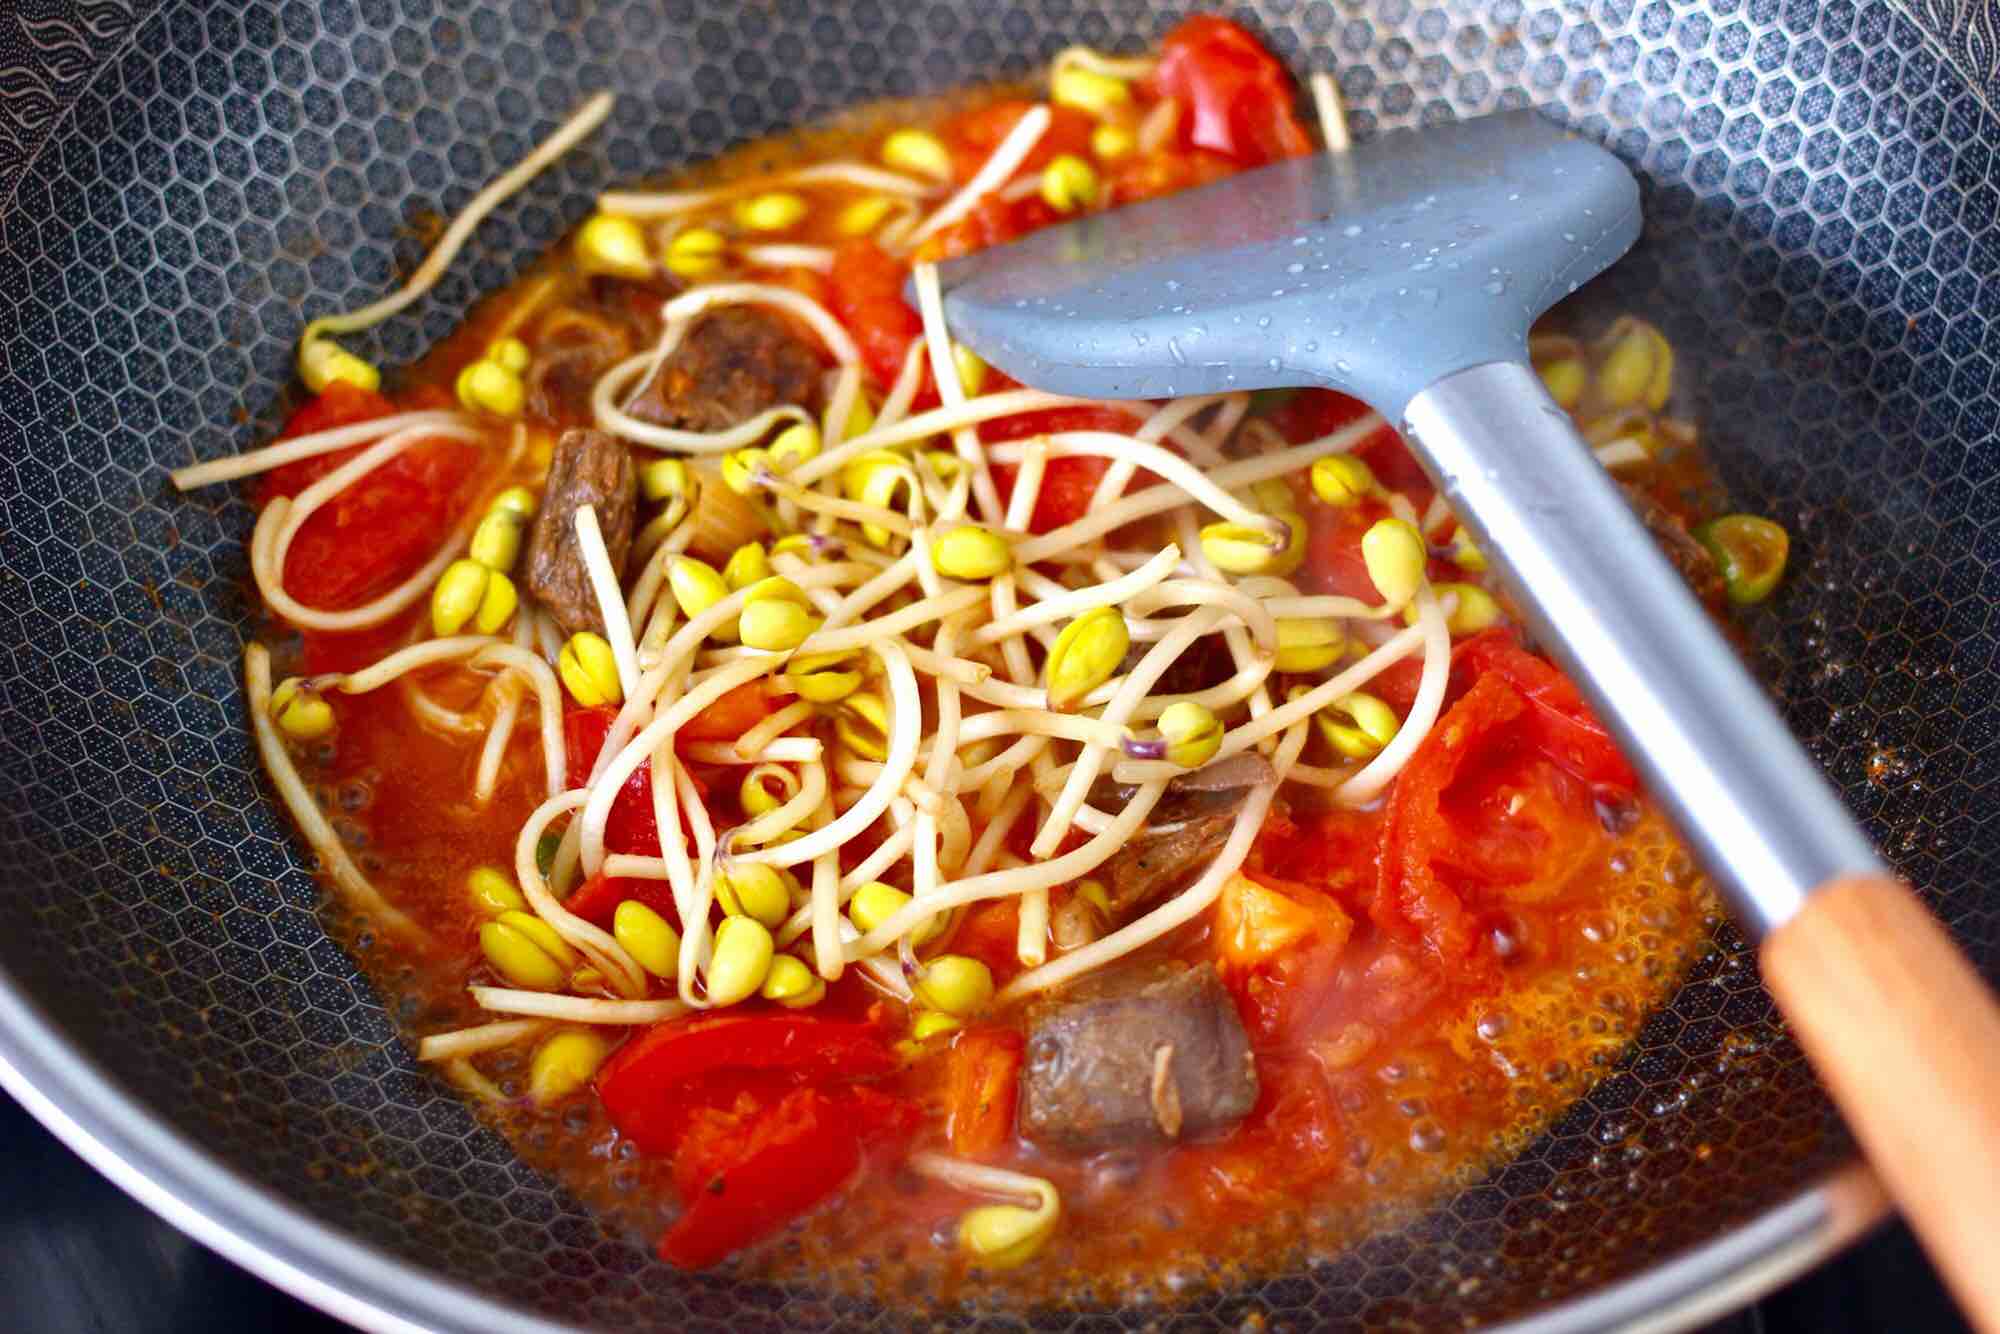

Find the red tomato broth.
[{"left": 260, "top": 20, "right": 1730, "bottom": 1310}]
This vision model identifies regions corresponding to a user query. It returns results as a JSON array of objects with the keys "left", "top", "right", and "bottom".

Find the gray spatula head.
[{"left": 934, "top": 109, "right": 1640, "bottom": 421}]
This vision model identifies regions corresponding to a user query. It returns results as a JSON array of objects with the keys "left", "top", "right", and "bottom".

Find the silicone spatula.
[{"left": 933, "top": 110, "right": 2000, "bottom": 1327}]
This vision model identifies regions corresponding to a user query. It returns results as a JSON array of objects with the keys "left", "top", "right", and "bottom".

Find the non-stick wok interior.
[{"left": 0, "top": 1, "right": 1994, "bottom": 1329}]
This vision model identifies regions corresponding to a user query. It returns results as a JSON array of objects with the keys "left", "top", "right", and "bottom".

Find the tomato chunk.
[
  {"left": 659, "top": 1084, "right": 919, "bottom": 1269},
  {"left": 829, "top": 239, "right": 927, "bottom": 393},
  {"left": 1376, "top": 672, "right": 1609, "bottom": 976},
  {"left": 596, "top": 1014, "right": 899, "bottom": 1155},
  {"left": 1450, "top": 630, "right": 1636, "bottom": 792},
  {"left": 941, "top": 1027, "right": 1022, "bottom": 1157},
  {"left": 1151, "top": 16, "right": 1314, "bottom": 167},
  {"left": 563, "top": 706, "right": 661, "bottom": 857},
  {"left": 258, "top": 383, "right": 483, "bottom": 613},
  {"left": 678, "top": 680, "right": 782, "bottom": 743}
]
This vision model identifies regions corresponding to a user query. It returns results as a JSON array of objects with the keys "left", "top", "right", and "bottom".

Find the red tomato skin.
[
  {"left": 1376, "top": 673, "right": 1526, "bottom": 970},
  {"left": 1450, "top": 630, "right": 1637, "bottom": 792},
  {"left": 563, "top": 706, "right": 660, "bottom": 857},
  {"left": 1151, "top": 16, "right": 1314, "bottom": 167},
  {"left": 829, "top": 239, "right": 928, "bottom": 394},
  {"left": 984, "top": 406, "right": 1144, "bottom": 532},
  {"left": 596, "top": 1015, "right": 899, "bottom": 1156},
  {"left": 658, "top": 1084, "right": 919, "bottom": 1269},
  {"left": 259, "top": 381, "right": 483, "bottom": 613}
]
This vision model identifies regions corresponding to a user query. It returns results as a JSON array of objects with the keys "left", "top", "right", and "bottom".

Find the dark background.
[{"left": 0, "top": 1091, "right": 1966, "bottom": 1334}]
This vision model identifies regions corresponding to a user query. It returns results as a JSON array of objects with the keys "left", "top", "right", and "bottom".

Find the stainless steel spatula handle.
[{"left": 1403, "top": 362, "right": 1882, "bottom": 934}]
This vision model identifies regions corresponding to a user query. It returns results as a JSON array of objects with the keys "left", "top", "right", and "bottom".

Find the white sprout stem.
[
  {"left": 1052, "top": 44, "right": 1158, "bottom": 81},
  {"left": 958, "top": 733, "right": 1048, "bottom": 795},
  {"left": 306, "top": 93, "right": 613, "bottom": 344},
  {"left": 1311, "top": 71, "right": 1353, "bottom": 154},
  {"left": 575, "top": 504, "right": 640, "bottom": 700},
  {"left": 469, "top": 988, "right": 689, "bottom": 1025},
  {"left": 795, "top": 584, "right": 987, "bottom": 657},
  {"left": 1110, "top": 620, "right": 1426, "bottom": 784},
  {"left": 903, "top": 105, "right": 1052, "bottom": 250},
  {"left": 1031, "top": 607, "right": 1224, "bottom": 858},
  {"left": 330, "top": 635, "right": 499, "bottom": 694},
  {"left": 473, "top": 676, "right": 523, "bottom": 805},
  {"left": 909, "top": 1152, "right": 1060, "bottom": 1214},
  {"left": 790, "top": 388, "right": 1092, "bottom": 489},
  {"left": 955, "top": 709, "right": 1124, "bottom": 749},
  {"left": 876, "top": 338, "right": 930, "bottom": 427},
  {"left": 1138, "top": 96, "right": 1181, "bottom": 155},
  {"left": 740, "top": 243, "right": 835, "bottom": 271},
  {"left": 599, "top": 161, "right": 938, "bottom": 217},
  {"left": 973, "top": 545, "right": 1181, "bottom": 644},
  {"left": 415, "top": 1019, "right": 547, "bottom": 1062},
  {"left": 819, "top": 363, "right": 865, "bottom": 459},
  {"left": 738, "top": 639, "right": 920, "bottom": 869},
  {"left": 469, "top": 644, "right": 568, "bottom": 798},
  {"left": 243, "top": 645, "right": 424, "bottom": 943},
  {"left": 729, "top": 758, "right": 827, "bottom": 847},
  {"left": 809, "top": 792, "right": 845, "bottom": 981},
  {"left": 580, "top": 654, "right": 775, "bottom": 876},
  {"left": 1336, "top": 583, "right": 1451, "bottom": 805},
  {"left": 911, "top": 261, "right": 1005, "bottom": 521},
  {"left": 170, "top": 411, "right": 476, "bottom": 490},
  {"left": 988, "top": 432, "right": 1277, "bottom": 535},
  {"left": 733, "top": 699, "right": 816, "bottom": 760},
  {"left": 672, "top": 757, "right": 720, "bottom": 1008},
  {"left": 962, "top": 781, "right": 1034, "bottom": 878},
  {"left": 1014, "top": 414, "right": 1386, "bottom": 562},
  {"left": 400, "top": 674, "right": 487, "bottom": 736}
]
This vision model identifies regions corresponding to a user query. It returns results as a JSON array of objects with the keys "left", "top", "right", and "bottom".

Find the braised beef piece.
[
  {"left": 521, "top": 429, "right": 638, "bottom": 637},
  {"left": 1089, "top": 752, "right": 1274, "bottom": 916},
  {"left": 1619, "top": 482, "right": 1724, "bottom": 605},
  {"left": 1018, "top": 962, "right": 1258, "bottom": 1151},
  {"left": 623, "top": 307, "right": 823, "bottom": 431},
  {"left": 526, "top": 276, "right": 678, "bottom": 426}
]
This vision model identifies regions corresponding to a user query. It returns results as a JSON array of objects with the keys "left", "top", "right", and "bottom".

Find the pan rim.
[{"left": 0, "top": 952, "right": 1889, "bottom": 1332}]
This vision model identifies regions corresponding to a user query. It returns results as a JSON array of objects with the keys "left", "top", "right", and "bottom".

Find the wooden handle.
[{"left": 1761, "top": 874, "right": 2000, "bottom": 1333}]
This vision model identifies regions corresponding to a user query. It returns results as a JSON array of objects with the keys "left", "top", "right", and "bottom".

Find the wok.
[{"left": 0, "top": 1, "right": 1990, "bottom": 1329}]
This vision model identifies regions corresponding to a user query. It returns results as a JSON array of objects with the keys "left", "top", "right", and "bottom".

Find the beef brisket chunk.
[
  {"left": 623, "top": 307, "right": 823, "bottom": 432},
  {"left": 1018, "top": 961, "right": 1258, "bottom": 1151},
  {"left": 521, "top": 428, "right": 638, "bottom": 637}
]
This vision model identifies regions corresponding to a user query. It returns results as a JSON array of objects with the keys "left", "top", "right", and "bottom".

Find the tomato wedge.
[
  {"left": 829, "top": 238, "right": 927, "bottom": 393},
  {"left": 1376, "top": 672, "right": 1609, "bottom": 976},
  {"left": 596, "top": 1014, "right": 899, "bottom": 1155},
  {"left": 563, "top": 706, "right": 661, "bottom": 857},
  {"left": 259, "top": 383, "right": 482, "bottom": 614},
  {"left": 941, "top": 1027, "right": 1022, "bottom": 1157},
  {"left": 659, "top": 1084, "right": 919, "bottom": 1269},
  {"left": 1451, "top": 630, "right": 1636, "bottom": 792},
  {"left": 1151, "top": 16, "right": 1314, "bottom": 167}
]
